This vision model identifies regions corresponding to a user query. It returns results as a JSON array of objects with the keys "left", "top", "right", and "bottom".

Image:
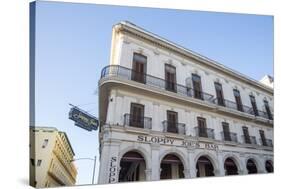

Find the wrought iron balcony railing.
[
  {"left": 213, "top": 98, "right": 252, "bottom": 113},
  {"left": 162, "top": 121, "right": 185, "bottom": 135},
  {"left": 241, "top": 135, "right": 257, "bottom": 145},
  {"left": 220, "top": 131, "right": 238, "bottom": 143},
  {"left": 194, "top": 127, "right": 215, "bottom": 139},
  {"left": 100, "top": 65, "right": 214, "bottom": 102},
  {"left": 259, "top": 138, "right": 273, "bottom": 147},
  {"left": 213, "top": 98, "right": 273, "bottom": 121},
  {"left": 101, "top": 65, "right": 273, "bottom": 121},
  {"left": 123, "top": 114, "right": 152, "bottom": 129}
]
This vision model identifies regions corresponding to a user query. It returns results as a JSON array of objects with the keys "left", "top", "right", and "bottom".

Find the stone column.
[
  {"left": 187, "top": 150, "right": 197, "bottom": 178},
  {"left": 216, "top": 152, "right": 225, "bottom": 176},
  {"left": 257, "top": 155, "right": 267, "bottom": 174},
  {"left": 145, "top": 169, "right": 152, "bottom": 181},
  {"left": 98, "top": 140, "right": 121, "bottom": 184},
  {"left": 238, "top": 154, "right": 248, "bottom": 175},
  {"left": 151, "top": 144, "right": 160, "bottom": 181}
]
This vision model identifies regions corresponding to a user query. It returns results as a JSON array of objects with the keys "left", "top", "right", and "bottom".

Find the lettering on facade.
[
  {"left": 108, "top": 157, "right": 118, "bottom": 183},
  {"left": 137, "top": 135, "right": 218, "bottom": 151}
]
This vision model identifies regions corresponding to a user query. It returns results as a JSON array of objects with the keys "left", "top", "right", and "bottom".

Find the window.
[
  {"left": 242, "top": 126, "right": 251, "bottom": 144},
  {"left": 192, "top": 74, "right": 203, "bottom": 100},
  {"left": 263, "top": 100, "right": 273, "bottom": 120},
  {"left": 165, "top": 64, "right": 177, "bottom": 92},
  {"left": 233, "top": 89, "right": 243, "bottom": 112},
  {"left": 37, "top": 160, "right": 42, "bottom": 166},
  {"left": 222, "top": 122, "right": 231, "bottom": 141},
  {"left": 30, "top": 158, "right": 35, "bottom": 166},
  {"left": 42, "top": 139, "right": 48, "bottom": 148},
  {"left": 130, "top": 103, "right": 144, "bottom": 128},
  {"left": 214, "top": 82, "right": 225, "bottom": 106},
  {"left": 197, "top": 117, "right": 207, "bottom": 137},
  {"left": 259, "top": 130, "right": 267, "bottom": 146},
  {"left": 131, "top": 53, "right": 147, "bottom": 83},
  {"left": 166, "top": 111, "right": 178, "bottom": 133},
  {"left": 250, "top": 95, "right": 259, "bottom": 116}
]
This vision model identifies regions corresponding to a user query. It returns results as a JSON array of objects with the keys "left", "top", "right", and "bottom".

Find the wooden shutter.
[
  {"left": 242, "top": 126, "right": 250, "bottom": 143},
  {"left": 264, "top": 100, "right": 272, "bottom": 120},
  {"left": 250, "top": 95, "right": 258, "bottom": 116},
  {"left": 222, "top": 122, "right": 231, "bottom": 141},
  {"left": 192, "top": 74, "right": 202, "bottom": 99},
  {"left": 165, "top": 65, "right": 176, "bottom": 92},
  {"left": 259, "top": 130, "right": 267, "bottom": 146},
  {"left": 197, "top": 117, "right": 207, "bottom": 137},
  {"left": 130, "top": 103, "right": 144, "bottom": 128},
  {"left": 132, "top": 53, "right": 147, "bottom": 83},
  {"left": 233, "top": 89, "right": 243, "bottom": 112},
  {"left": 167, "top": 111, "right": 178, "bottom": 133},
  {"left": 215, "top": 82, "right": 224, "bottom": 106}
]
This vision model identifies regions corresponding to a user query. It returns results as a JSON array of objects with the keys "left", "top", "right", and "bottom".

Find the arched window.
[
  {"left": 265, "top": 160, "right": 273, "bottom": 173},
  {"left": 246, "top": 159, "right": 257, "bottom": 174},
  {"left": 119, "top": 151, "right": 146, "bottom": 182},
  {"left": 196, "top": 156, "right": 214, "bottom": 177},
  {"left": 224, "top": 158, "right": 238, "bottom": 175},
  {"left": 160, "top": 154, "right": 184, "bottom": 179}
]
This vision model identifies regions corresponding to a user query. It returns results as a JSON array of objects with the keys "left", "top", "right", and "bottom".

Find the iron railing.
[
  {"left": 241, "top": 135, "right": 257, "bottom": 145},
  {"left": 123, "top": 114, "right": 152, "bottom": 129},
  {"left": 100, "top": 65, "right": 214, "bottom": 102},
  {"left": 259, "top": 138, "right": 273, "bottom": 147},
  {"left": 101, "top": 65, "right": 273, "bottom": 121},
  {"left": 213, "top": 97, "right": 273, "bottom": 121},
  {"left": 162, "top": 121, "right": 186, "bottom": 135},
  {"left": 194, "top": 127, "right": 215, "bottom": 139},
  {"left": 220, "top": 131, "right": 238, "bottom": 143}
]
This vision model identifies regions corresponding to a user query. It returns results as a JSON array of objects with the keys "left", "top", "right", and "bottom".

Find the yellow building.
[{"left": 30, "top": 127, "right": 77, "bottom": 188}]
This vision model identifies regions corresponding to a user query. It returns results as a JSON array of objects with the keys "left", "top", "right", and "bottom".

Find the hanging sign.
[{"left": 69, "top": 105, "right": 99, "bottom": 131}]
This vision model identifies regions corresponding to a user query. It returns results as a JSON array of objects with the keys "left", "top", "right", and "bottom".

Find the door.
[
  {"left": 160, "top": 164, "right": 172, "bottom": 179},
  {"left": 132, "top": 53, "right": 147, "bottom": 83}
]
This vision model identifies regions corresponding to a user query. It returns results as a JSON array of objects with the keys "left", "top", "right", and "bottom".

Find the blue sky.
[{"left": 34, "top": 1, "right": 273, "bottom": 185}]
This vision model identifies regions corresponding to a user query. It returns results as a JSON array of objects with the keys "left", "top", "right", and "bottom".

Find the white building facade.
[{"left": 98, "top": 21, "right": 274, "bottom": 184}]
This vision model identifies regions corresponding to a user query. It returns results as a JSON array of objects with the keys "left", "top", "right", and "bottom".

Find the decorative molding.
[
  {"left": 137, "top": 48, "right": 144, "bottom": 54},
  {"left": 118, "top": 23, "right": 273, "bottom": 95},
  {"left": 153, "top": 49, "right": 160, "bottom": 55},
  {"left": 224, "top": 79, "right": 229, "bottom": 83},
  {"left": 152, "top": 101, "right": 160, "bottom": 106}
]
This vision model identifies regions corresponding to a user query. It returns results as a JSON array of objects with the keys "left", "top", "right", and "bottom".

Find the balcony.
[
  {"left": 124, "top": 114, "right": 152, "bottom": 129},
  {"left": 241, "top": 135, "right": 257, "bottom": 145},
  {"left": 220, "top": 131, "right": 238, "bottom": 143},
  {"left": 213, "top": 98, "right": 273, "bottom": 121},
  {"left": 253, "top": 110, "right": 273, "bottom": 120},
  {"left": 162, "top": 121, "right": 185, "bottom": 135},
  {"left": 259, "top": 138, "right": 273, "bottom": 147},
  {"left": 100, "top": 65, "right": 214, "bottom": 102},
  {"left": 100, "top": 65, "right": 273, "bottom": 122},
  {"left": 194, "top": 127, "right": 215, "bottom": 139}
]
